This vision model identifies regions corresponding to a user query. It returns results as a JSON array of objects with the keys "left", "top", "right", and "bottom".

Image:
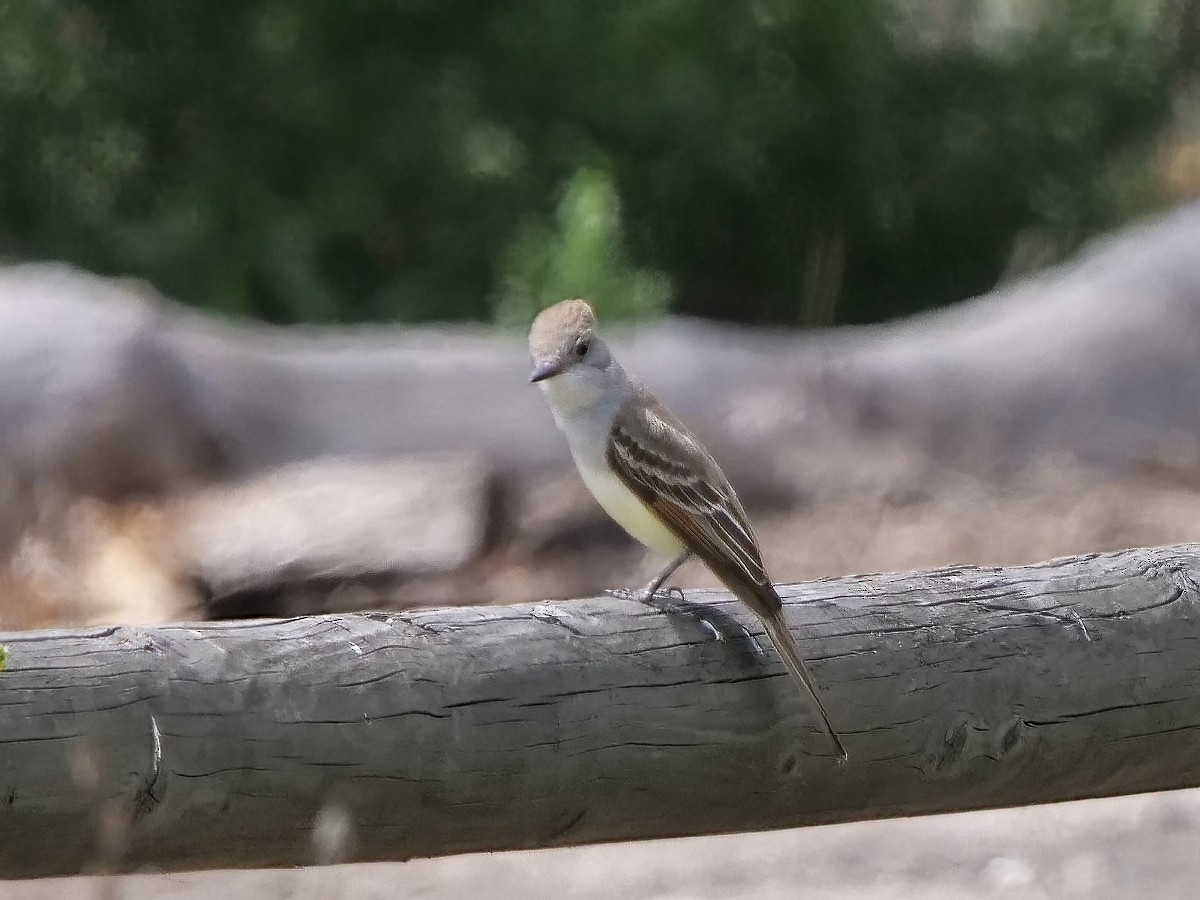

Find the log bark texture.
[{"left": 3, "top": 544, "right": 1200, "bottom": 878}]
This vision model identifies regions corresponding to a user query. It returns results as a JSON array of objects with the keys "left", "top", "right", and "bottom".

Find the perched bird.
[{"left": 529, "top": 299, "right": 846, "bottom": 759}]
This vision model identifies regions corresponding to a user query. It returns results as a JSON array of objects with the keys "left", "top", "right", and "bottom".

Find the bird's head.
[{"left": 528, "top": 298, "right": 613, "bottom": 385}]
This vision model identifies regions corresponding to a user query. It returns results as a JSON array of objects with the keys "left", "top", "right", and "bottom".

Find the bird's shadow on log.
[
  {"left": 645, "top": 592, "right": 847, "bottom": 762},
  {"left": 640, "top": 590, "right": 779, "bottom": 684}
]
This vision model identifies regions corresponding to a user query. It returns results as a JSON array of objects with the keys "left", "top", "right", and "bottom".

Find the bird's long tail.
[{"left": 758, "top": 605, "right": 848, "bottom": 761}]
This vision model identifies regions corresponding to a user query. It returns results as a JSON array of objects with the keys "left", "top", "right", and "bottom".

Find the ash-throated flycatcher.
[{"left": 529, "top": 299, "right": 846, "bottom": 759}]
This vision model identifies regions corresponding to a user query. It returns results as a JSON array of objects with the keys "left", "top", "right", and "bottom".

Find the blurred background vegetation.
[{"left": 0, "top": 0, "right": 1195, "bottom": 327}]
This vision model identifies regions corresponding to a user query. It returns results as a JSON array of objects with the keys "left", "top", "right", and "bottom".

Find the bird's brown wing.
[
  {"left": 606, "top": 389, "right": 772, "bottom": 598},
  {"left": 609, "top": 388, "right": 846, "bottom": 758}
]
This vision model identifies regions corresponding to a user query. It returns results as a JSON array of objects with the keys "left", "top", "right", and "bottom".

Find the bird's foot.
[{"left": 605, "top": 585, "right": 686, "bottom": 605}]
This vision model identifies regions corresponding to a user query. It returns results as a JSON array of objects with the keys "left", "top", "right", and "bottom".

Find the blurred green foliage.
[
  {"left": 0, "top": 1, "right": 1185, "bottom": 325},
  {"left": 496, "top": 166, "right": 671, "bottom": 329}
]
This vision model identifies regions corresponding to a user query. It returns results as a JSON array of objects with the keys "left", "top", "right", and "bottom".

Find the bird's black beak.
[{"left": 529, "top": 359, "right": 565, "bottom": 383}]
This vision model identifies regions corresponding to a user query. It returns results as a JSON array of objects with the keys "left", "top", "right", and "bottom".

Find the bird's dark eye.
[{"left": 575, "top": 339, "right": 590, "bottom": 357}]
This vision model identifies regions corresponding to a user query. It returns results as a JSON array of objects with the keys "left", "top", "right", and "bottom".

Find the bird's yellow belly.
[{"left": 579, "top": 462, "right": 685, "bottom": 555}]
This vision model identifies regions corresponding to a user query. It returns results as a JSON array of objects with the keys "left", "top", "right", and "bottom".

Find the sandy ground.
[{"left": 8, "top": 788, "right": 1200, "bottom": 899}]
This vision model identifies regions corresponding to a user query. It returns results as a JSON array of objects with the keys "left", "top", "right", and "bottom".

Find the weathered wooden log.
[{"left": 3, "top": 544, "right": 1200, "bottom": 879}]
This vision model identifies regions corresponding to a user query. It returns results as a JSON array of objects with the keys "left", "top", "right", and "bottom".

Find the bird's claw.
[
  {"left": 605, "top": 585, "right": 686, "bottom": 605},
  {"left": 657, "top": 586, "right": 687, "bottom": 604}
]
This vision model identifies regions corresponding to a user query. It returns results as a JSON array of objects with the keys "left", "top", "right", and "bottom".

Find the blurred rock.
[{"left": 175, "top": 456, "right": 496, "bottom": 606}]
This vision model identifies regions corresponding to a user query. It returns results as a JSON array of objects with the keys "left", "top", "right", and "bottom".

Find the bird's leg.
[
  {"left": 605, "top": 550, "right": 692, "bottom": 603},
  {"left": 639, "top": 550, "right": 692, "bottom": 601}
]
